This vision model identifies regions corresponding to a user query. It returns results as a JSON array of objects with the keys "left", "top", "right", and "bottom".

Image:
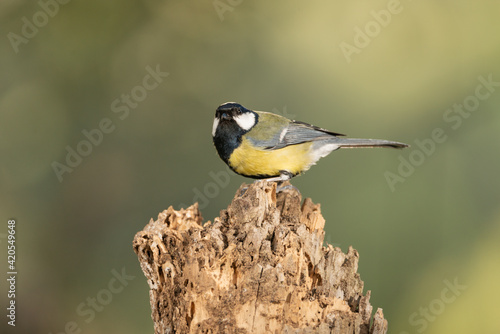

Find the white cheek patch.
[
  {"left": 233, "top": 113, "right": 256, "bottom": 131},
  {"left": 212, "top": 118, "right": 220, "bottom": 137}
]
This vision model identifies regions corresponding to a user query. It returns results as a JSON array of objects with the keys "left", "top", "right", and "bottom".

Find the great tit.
[{"left": 212, "top": 102, "right": 408, "bottom": 182}]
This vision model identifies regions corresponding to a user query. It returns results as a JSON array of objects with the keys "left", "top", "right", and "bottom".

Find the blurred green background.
[{"left": 1, "top": 1, "right": 499, "bottom": 333}]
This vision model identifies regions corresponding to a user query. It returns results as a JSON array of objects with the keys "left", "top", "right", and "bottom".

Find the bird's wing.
[{"left": 247, "top": 112, "right": 345, "bottom": 150}]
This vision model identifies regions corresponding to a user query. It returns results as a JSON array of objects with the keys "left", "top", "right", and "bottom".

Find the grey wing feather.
[{"left": 264, "top": 121, "right": 344, "bottom": 150}]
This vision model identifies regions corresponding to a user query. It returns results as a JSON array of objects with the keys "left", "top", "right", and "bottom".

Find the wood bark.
[{"left": 133, "top": 181, "right": 388, "bottom": 334}]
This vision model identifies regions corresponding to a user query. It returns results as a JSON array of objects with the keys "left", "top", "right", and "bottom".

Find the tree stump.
[{"left": 133, "top": 181, "right": 388, "bottom": 334}]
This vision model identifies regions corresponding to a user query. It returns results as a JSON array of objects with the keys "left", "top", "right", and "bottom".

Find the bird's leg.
[
  {"left": 263, "top": 170, "right": 292, "bottom": 183},
  {"left": 262, "top": 171, "right": 300, "bottom": 194},
  {"left": 240, "top": 172, "right": 298, "bottom": 195}
]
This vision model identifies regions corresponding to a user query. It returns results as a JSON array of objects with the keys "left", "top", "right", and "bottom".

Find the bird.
[{"left": 212, "top": 102, "right": 408, "bottom": 182}]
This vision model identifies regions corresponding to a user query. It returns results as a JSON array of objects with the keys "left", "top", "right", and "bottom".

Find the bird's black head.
[
  {"left": 212, "top": 102, "right": 258, "bottom": 163},
  {"left": 212, "top": 102, "right": 258, "bottom": 137},
  {"left": 215, "top": 102, "right": 245, "bottom": 118}
]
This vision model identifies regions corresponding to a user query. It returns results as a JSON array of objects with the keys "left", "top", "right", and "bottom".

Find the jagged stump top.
[{"left": 133, "top": 181, "right": 388, "bottom": 334}]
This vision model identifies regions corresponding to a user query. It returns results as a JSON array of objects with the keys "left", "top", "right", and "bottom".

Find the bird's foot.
[
  {"left": 238, "top": 186, "right": 249, "bottom": 196},
  {"left": 261, "top": 171, "right": 299, "bottom": 194},
  {"left": 276, "top": 182, "right": 300, "bottom": 195},
  {"left": 239, "top": 171, "right": 297, "bottom": 196}
]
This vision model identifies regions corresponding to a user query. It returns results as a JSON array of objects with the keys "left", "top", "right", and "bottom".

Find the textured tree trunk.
[{"left": 133, "top": 181, "right": 388, "bottom": 334}]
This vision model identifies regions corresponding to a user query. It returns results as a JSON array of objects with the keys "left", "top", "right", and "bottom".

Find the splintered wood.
[{"left": 133, "top": 181, "right": 388, "bottom": 334}]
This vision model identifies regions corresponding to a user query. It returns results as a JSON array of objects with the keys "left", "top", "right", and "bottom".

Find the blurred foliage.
[{"left": 1, "top": 1, "right": 499, "bottom": 333}]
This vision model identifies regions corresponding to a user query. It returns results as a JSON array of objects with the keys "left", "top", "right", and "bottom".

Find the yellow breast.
[{"left": 228, "top": 138, "right": 314, "bottom": 177}]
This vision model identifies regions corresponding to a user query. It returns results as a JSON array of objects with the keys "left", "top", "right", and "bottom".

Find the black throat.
[{"left": 213, "top": 119, "right": 248, "bottom": 163}]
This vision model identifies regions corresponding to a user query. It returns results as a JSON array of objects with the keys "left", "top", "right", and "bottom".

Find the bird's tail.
[{"left": 333, "top": 137, "right": 408, "bottom": 149}]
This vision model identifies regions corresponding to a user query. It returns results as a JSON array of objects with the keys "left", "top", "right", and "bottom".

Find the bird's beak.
[{"left": 221, "top": 113, "right": 231, "bottom": 121}]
